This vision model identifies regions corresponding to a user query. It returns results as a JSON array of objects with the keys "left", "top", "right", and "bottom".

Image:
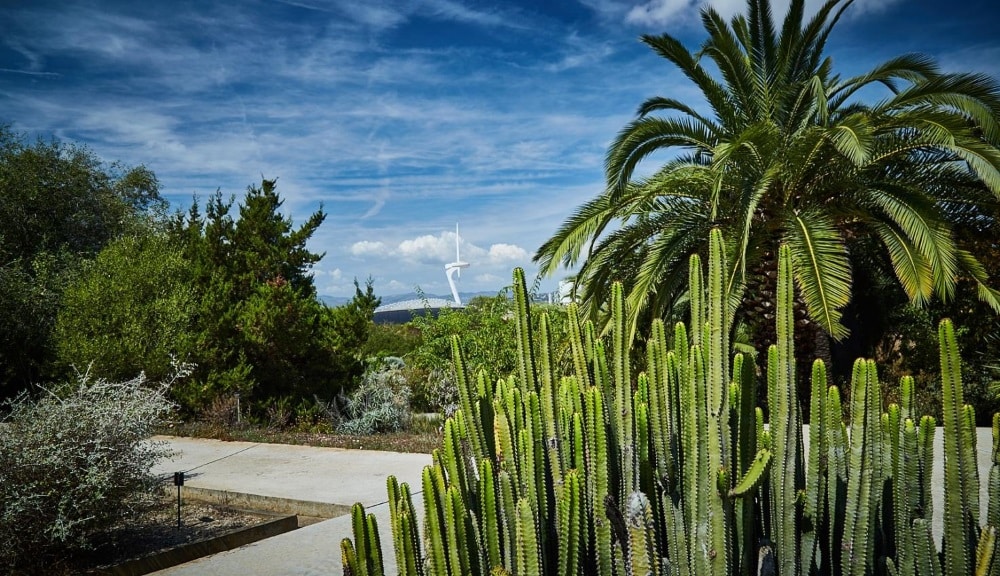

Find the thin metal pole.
[{"left": 177, "top": 484, "right": 182, "bottom": 530}]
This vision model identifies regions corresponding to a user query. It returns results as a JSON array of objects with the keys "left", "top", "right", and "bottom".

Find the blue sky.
[{"left": 3, "top": 0, "right": 999, "bottom": 298}]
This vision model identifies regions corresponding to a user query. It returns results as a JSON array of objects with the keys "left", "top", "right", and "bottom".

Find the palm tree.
[{"left": 535, "top": 0, "right": 1000, "bottom": 346}]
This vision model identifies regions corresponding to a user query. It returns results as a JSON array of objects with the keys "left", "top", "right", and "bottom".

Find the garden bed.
[
  {"left": 45, "top": 497, "right": 281, "bottom": 575},
  {"left": 164, "top": 421, "right": 441, "bottom": 454}
]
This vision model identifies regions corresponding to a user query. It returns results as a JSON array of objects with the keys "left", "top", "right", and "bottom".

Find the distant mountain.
[{"left": 319, "top": 290, "right": 505, "bottom": 308}]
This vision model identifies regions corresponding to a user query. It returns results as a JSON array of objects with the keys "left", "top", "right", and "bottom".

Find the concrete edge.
[
  {"left": 101, "top": 514, "right": 298, "bottom": 576},
  {"left": 168, "top": 486, "right": 352, "bottom": 519}
]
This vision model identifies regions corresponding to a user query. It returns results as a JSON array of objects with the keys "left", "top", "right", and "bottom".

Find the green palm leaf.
[
  {"left": 872, "top": 222, "right": 934, "bottom": 304},
  {"left": 784, "top": 211, "right": 852, "bottom": 340}
]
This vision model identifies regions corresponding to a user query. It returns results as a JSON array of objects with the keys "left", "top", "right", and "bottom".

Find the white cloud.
[
  {"left": 350, "top": 240, "right": 389, "bottom": 256},
  {"left": 488, "top": 243, "right": 529, "bottom": 264},
  {"left": 624, "top": 0, "right": 905, "bottom": 28},
  {"left": 397, "top": 233, "right": 453, "bottom": 262},
  {"left": 845, "top": 0, "right": 905, "bottom": 17},
  {"left": 334, "top": 1, "right": 406, "bottom": 28},
  {"left": 343, "top": 230, "right": 529, "bottom": 277},
  {"left": 420, "top": 0, "right": 518, "bottom": 28},
  {"left": 626, "top": 0, "right": 695, "bottom": 26}
]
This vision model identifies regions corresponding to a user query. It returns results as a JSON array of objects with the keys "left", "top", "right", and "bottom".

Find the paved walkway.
[{"left": 150, "top": 436, "right": 430, "bottom": 575}]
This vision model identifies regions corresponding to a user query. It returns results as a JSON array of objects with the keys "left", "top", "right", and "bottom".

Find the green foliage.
[
  {"left": 338, "top": 357, "right": 411, "bottom": 435},
  {"left": 343, "top": 227, "right": 1000, "bottom": 576},
  {"left": 0, "top": 127, "right": 162, "bottom": 393},
  {"left": 168, "top": 179, "right": 374, "bottom": 412},
  {"left": 324, "top": 277, "right": 382, "bottom": 395},
  {"left": 235, "top": 277, "right": 331, "bottom": 399},
  {"left": 362, "top": 323, "right": 424, "bottom": 360},
  {"left": 0, "top": 370, "right": 177, "bottom": 570},
  {"left": 405, "top": 292, "right": 570, "bottom": 415},
  {"left": 54, "top": 231, "right": 195, "bottom": 382},
  {"left": 408, "top": 294, "right": 519, "bottom": 380}
]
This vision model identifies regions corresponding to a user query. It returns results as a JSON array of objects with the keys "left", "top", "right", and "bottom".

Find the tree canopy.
[{"left": 0, "top": 128, "right": 161, "bottom": 393}]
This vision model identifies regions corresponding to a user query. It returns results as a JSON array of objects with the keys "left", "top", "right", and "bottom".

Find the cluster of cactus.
[{"left": 342, "top": 229, "right": 1000, "bottom": 575}]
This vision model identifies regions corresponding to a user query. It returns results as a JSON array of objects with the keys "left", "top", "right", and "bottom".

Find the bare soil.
[{"left": 34, "top": 497, "right": 275, "bottom": 575}]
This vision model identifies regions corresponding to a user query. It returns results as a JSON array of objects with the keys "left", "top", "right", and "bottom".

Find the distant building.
[{"left": 373, "top": 298, "right": 464, "bottom": 324}]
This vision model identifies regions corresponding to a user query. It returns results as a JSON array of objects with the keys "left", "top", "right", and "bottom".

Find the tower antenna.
[{"left": 445, "top": 223, "right": 470, "bottom": 306}]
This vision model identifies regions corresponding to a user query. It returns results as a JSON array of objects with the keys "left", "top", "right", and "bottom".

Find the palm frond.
[
  {"left": 728, "top": 164, "right": 779, "bottom": 297},
  {"left": 606, "top": 117, "right": 717, "bottom": 198},
  {"left": 829, "top": 53, "right": 940, "bottom": 109},
  {"left": 700, "top": 8, "right": 756, "bottom": 116},
  {"left": 787, "top": 0, "right": 849, "bottom": 82},
  {"left": 749, "top": 0, "right": 778, "bottom": 87},
  {"left": 871, "top": 222, "right": 934, "bottom": 304},
  {"left": 636, "top": 97, "right": 724, "bottom": 136},
  {"left": 784, "top": 210, "right": 852, "bottom": 339},
  {"left": 862, "top": 185, "right": 959, "bottom": 299},
  {"left": 533, "top": 192, "right": 618, "bottom": 275},
  {"left": 827, "top": 112, "right": 873, "bottom": 166},
  {"left": 641, "top": 33, "right": 738, "bottom": 128},
  {"left": 957, "top": 249, "right": 1000, "bottom": 313}
]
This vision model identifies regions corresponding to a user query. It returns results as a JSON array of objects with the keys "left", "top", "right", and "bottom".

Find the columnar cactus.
[{"left": 342, "top": 229, "right": 1000, "bottom": 576}]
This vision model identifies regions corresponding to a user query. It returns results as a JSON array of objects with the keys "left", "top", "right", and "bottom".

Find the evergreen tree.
[{"left": 171, "top": 179, "right": 348, "bottom": 410}]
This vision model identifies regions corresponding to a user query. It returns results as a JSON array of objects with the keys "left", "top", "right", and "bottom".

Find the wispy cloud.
[
  {"left": 0, "top": 0, "right": 990, "bottom": 296},
  {"left": 622, "top": 0, "right": 906, "bottom": 28},
  {"left": 0, "top": 68, "right": 59, "bottom": 77}
]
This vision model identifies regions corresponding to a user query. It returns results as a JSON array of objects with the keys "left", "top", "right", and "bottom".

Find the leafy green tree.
[
  {"left": 535, "top": 0, "right": 1000, "bottom": 351},
  {"left": 0, "top": 128, "right": 161, "bottom": 393},
  {"left": 53, "top": 232, "right": 195, "bottom": 382},
  {"left": 170, "top": 179, "right": 344, "bottom": 410},
  {"left": 324, "top": 277, "right": 382, "bottom": 395},
  {"left": 237, "top": 277, "right": 332, "bottom": 399}
]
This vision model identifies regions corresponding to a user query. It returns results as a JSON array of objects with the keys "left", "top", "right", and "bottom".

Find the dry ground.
[
  {"left": 18, "top": 497, "right": 274, "bottom": 575},
  {"left": 165, "top": 421, "right": 441, "bottom": 454}
]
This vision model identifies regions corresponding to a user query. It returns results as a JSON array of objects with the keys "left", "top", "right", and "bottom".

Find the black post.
[{"left": 173, "top": 471, "right": 185, "bottom": 529}]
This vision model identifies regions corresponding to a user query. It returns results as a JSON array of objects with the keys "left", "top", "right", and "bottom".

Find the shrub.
[
  {"left": 338, "top": 357, "right": 411, "bottom": 435},
  {"left": 198, "top": 392, "right": 243, "bottom": 431},
  {"left": 54, "top": 232, "right": 195, "bottom": 384},
  {"left": 422, "top": 367, "right": 458, "bottom": 418},
  {"left": 0, "top": 370, "right": 178, "bottom": 569},
  {"left": 404, "top": 293, "right": 571, "bottom": 417}
]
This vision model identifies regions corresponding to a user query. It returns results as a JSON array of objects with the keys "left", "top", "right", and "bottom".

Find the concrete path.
[{"left": 150, "top": 437, "right": 430, "bottom": 575}]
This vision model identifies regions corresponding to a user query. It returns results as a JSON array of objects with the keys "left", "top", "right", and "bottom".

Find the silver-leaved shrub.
[
  {"left": 0, "top": 369, "right": 179, "bottom": 568},
  {"left": 338, "top": 356, "right": 411, "bottom": 435}
]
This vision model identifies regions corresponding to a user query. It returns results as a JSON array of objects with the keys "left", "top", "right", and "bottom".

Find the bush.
[
  {"left": 421, "top": 367, "right": 458, "bottom": 418},
  {"left": 54, "top": 232, "right": 195, "bottom": 384},
  {"left": 338, "top": 357, "right": 411, "bottom": 435},
  {"left": 0, "top": 370, "right": 178, "bottom": 569}
]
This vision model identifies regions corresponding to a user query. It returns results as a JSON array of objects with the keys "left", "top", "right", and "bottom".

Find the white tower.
[{"left": 445, "top": 223, "right": 470, "bottom": 306}]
